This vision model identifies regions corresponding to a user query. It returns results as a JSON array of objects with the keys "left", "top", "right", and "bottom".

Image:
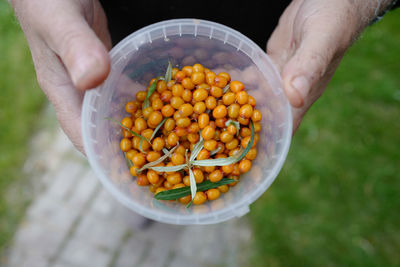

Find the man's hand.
[
  {"left": 11, "top": 0, "right": 111, "bottom": 153},
  {"left": 267, "top": 0, "right": 393, "bottom": 133}
]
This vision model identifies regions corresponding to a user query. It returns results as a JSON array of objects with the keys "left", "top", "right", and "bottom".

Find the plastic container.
[{"left": 82, "top": 19, "right": 292, "bottom": 225}]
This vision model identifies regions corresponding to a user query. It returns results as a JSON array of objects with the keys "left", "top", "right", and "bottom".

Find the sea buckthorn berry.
[
  {"left": 210, "top": 86, "right": 223, "bottom": 98},
  {"left": 218, "top": 72, "right": 231, "bottom": 83},
  {"left": 188, "top": 122, "right": 200, "bottom": 133},
  {"left": 248, "top": 95, "right": 256, "bottom": 106},
  {"left": 167, "top": 172, "right": 182, "bottom": 185},
  {"left": 206, "top": 188, "right": 221, "bottom": 201},
  {"left": 238, "top": 116, "right": 249, "bottom": 125},
  {"left": 167, "top": 132, "right": 179, "bottom": 146},
  {"left": 228, "top": 103, "right": 240, "bottom": 119},
  {"left": 171, "top": 67, "right": 179, "bottom": 77},
  {"left": 137, "top": 174, "right": 150, "bottom": 186},
  {"left": 152, "top": 137, "right": 165, "bottom": 151},
  {"left": 232, "top": 163, "right": 241, "bottom": 175},
  {"left": 126, "top": 149, "right": 138, "bottom": 160},
  {"left": 240, "top": 127, "right": 251, "bottom": 137},
  {"left": 239, "top": 159, "right": 252, "bottom": 173},
  {"left": 179, "top": 195, "right": 192, "bottom": 204},
  {"left": 239, "top": 104, "right": 253, "bottom": 118},
  {"left": 146, "top": 151, "right": 161, "bottom": 162},
  {"left": 236, "top": 91, "right": 248, "bottom": 105},
  {"left": 175, "top": 127, "right": 188, "bottom": 137},
  {"left": 201, "top": 125, "right": 216, "bottom": 141},
  {"left": 214, "top": 75, "right": 228, "bottom": 88},
  {"left": 182, "top": 89, "right": 192, "bottom": 102},
  {"left": 122, "top": 129, "right": 133, "bottom": 138},
  {"left": 222, "top": 92, "right": 235, "bottom": 105},
  {"left": 198, "top": 113, "right": 210, "bottom": 129},
  {"left": 254, "top": 122, "right": 261, "bottom": 132},
  {"left": 182, "top": 66, "right": 194, "bottom": 76},
  {"left": 193, "top": 192, "right": 207, "bottom": 205},
  {"left": 167, "top": 80, "right": 175, "bottom": 89},
  {"left": 188, "top": 133, "right": 200, "bottom": 143},
  {"left": 174, "top": 70, "right": 186, "bottom": 82},
  {"left": 193, "top": 168, "right": 205, "bottom": 183},
  {"left": 230, "top": 81, "right": 244, "bottom": 93},
  {"left": 142, "top": 107, "right": 154, "bottom": 119},
  {"left": 183, "top": 175, "right": 191, "bottom": 186},
  {"left": 212, "top": 105, "right": 227, "bottom": 119},
  {"left": 192, "top": 63, "right": 204, "bottom": 73},
  {"left": 172, "top": 84, "right": 184, "bottom": 97},
  {"left": 121, "top": 117, "right": 133, "bottom": 129},
  {"left": 178, "top": 103, "right": 193, "bottom": 117},
  {"left": 156, "top": 80, "right": 167, "bottom": 93},
  {"left": 129, "top": 166, "right": 139, "bottom": 176},
  {"left": 205, "top": 71, "right": 216, "bottom": 85},
  {"left": 204, "top": 139, "right": 218, "bottom": 151},
  {"left": 136, "top": 91, "right": 147, "bottom": 102},
  {"left": 225, "top": 138, "right": 239, "bottom": 150},
  {"left": 176, "top": 117, "right": 191, "bottom": 128},
  {"left": 175, "top": 145, "right": 186, "bottom": 155},
  {"left": 132, "top": 136, "right": 141, "bottom": 150},
  {"left": 160, "top": 90, "right": 173, "bottom": 103},
  {"left": 205, "top": 96, "right": 217, "bottom": 110},
  {"left": 164, "top": 118, "right": 175, "bottom": 131},
  {"left": 120, "top": 138, "right": 132, "bottom": 152},
  {"left": 173, "top": 110, "right": 183, "bottom": 121},
  {"left": 251, "top": 109, "right": 262, "bottom": 122},
  {"left": 204, "top": 165, "right": 216, "bottom": 173},
  {"left": 171, "top": 153, "right": 185, "bottom": 165},
  {"left": 194, "top": 102, "right": 206, "bottom": 114},
  {"left": 132, "top": 153, "right": 146, "bottom": 167},
  {"left": 209, "top": 169, "right": 223, "bottom": 182},
  {"left": 147, "top": 170, "right": 160, "bottom": 185},
  {"left": 197, "top": 83, "right": 210, "bottom": 91},
  {"left": 149, "top": 78, "right": 157, "bottom": 85},
  {"left": 245, "top": 147, "right": 257, "bottom": 160},
  {"left": 125, "top": 101, "right": 138, "bottom": 114},
  {"left": 151, "top": 98, "right": 164, "bottom": 111},
  {"left": 172, "top": 183, "right": 186, "bottom": 190},
  {"left": 215, "top": 118, "right": 227, "bottom": 128},
  {"left": 241, "top": 136, "right": 255, "bottom": 149},
  {"left": 163, "top": 180, "right": 174, "bottom": 189},
  {"left": 191, "top": 72, "right": 205, "bottom": 85},
  {"left": 148, "top": 111, "right": 163, "bottom": 127},
  {"left": 134, "top": 109, "right": 142, "bottom": 118},
  {"left": 222, "top": 164, "right": 234, "bottom": 174},
  {"left": 197, "top": 149, "right": 210, "bottom": 160},
  {"left": 149, "top": 92, "right": 160, "bottom": 102},
  {"left": 193, "top": 88, "right": 208, "bottom": 102},
  {"left": 161, "top": 104, "right": 175, "bottom": 117},
  {"left": 218, "top": 184, "right": 229, "bottom": 193},
  {"left": 220, "top": 131, "right": 234, "bottom": 143},
  {"left": 182, "top": 77, "right": 195, "bottom": 90},
  {"left": 155, "top": 187, "right": 167, "bottom": 194},
  {"left": 227, "top": 124, "right": 237, "bottom": 135},
  {"left": 141, "top": 129, "right": 153, "bottom": 140},
  {"left": 170, "top": 96, "right": 185, "bottom": 109}
]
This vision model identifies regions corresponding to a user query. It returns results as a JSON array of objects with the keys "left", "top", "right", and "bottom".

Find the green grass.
[
  {"left": 249, "top": 9, "right": 400, "bottom": 267},
  {"left": 0, "top": 2, "right": 45, "bottom": 252}
]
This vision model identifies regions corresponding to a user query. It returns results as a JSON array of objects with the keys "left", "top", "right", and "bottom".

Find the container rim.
[{"left": 82, "top": 18, "right": 292, "bottom": 225}]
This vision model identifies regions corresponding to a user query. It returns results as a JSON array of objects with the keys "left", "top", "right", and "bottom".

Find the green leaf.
[
  {"left": 209, "top": 146, "right": 222, "bottom": 156},
  {"left": 192, "top": 121, "right": 254, "bottom": 166},
  {"left": 225, "top": 119, "right": 240, "bottom": 136},
  {"left": 164, "top": 61, "right": 172, "bottom": 83},
  {"left": 142, "top": 79, "right": 158, "bottom": 109},
  {"left": 222, "top": 84, "right": 230, "bottom": 93},
  {"left": 189, "top": 135, "right": 204, "bottom": 162},
  {"left": 154, "top": 178, "right": 236, "bottom": 200},
  {"left": 150, "top": 117, "right": 168, "bottom": 141},
  {"left": 188, "top": 168, "right": 197, "bottom": 200},
  {"left": 148, "top": 164, "right": 187, "bottom": 172},
  {"left": 124, "top": 153, "right": 134, "bottom": 168}
]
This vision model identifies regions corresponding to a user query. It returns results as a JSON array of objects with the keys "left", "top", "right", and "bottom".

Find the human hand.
[
  {"left": 267, "top": 0, "right": 394, "bottom": 133},
  {"left": 11, "top": 0, "right": 111, "bottom": 154}
]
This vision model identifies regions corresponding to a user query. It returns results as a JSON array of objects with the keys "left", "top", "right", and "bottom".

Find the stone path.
[{"left": 6, "top": 108, "right": 252, "bottom": 267}]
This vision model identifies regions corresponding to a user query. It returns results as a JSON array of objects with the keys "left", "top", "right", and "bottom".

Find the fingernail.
[
  {"left": 70, "top": 56, "right": 95, "bottom": 89},
  {"left": 291, "top": 76, "right": 310, "bottom": 99}
]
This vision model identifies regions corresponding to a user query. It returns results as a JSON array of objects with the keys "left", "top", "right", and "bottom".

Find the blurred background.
[{"left": 0, "top": 1, "right": 399, "bottom": 266}]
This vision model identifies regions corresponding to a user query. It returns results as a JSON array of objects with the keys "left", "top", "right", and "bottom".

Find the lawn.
[
  {"left": 0, "top": 1, "right": 45, "bottom": 254},
  {"left": 249, "top": 9, "right": 400, "bottom": 267}
]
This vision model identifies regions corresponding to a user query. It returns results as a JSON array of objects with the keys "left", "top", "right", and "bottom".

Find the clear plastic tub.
[{"left": 82, "top": 19, "right": 292, "bottom": 225}]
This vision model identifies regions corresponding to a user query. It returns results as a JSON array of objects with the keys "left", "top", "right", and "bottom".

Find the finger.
[{"left": 33, "top": 0, "right": 110, "bottom": 91}]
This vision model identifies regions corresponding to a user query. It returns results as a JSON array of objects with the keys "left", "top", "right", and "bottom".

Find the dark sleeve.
[{"left": 99, "top": 0, "right": 291, "bottom": 49}]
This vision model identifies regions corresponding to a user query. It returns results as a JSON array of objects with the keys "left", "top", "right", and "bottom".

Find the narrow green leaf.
[
  {"left": 209, "top": 146, "right": 222, "bottom": 156},
  {"left": 150, "top": 117, "right": 168, "bottom": 141},
  {"left": 189, "top": 168, "right": 197, "bottom": 200},
  {"left": 142, "top": 79, "right": 158, "bottom": 109},
  {"left": 222, "top": 83, "right": 230, "bottom": 93},
  {"left": 154, "top": 178, "right": 236, "bottom": 200},
  {"left": 124, "top": 153, "right": 134, "bottom": 168},
  {"left": 225, "top": 119, "right": 240, "bottom": 136},
  {"left": 164, "top": 61, "right": 172, "bottom": 83},
  {"left": 192, "top": 121, "right": 255, "bottom": 166},
  {"left": 105, "top": 117, "right": 149, "bottom": 143},
  {"left": 148, "top": 164, "right": 187, "bottom": 172},
  {"left": 189, "top": 135, "right": 204, "bottom": 162}
]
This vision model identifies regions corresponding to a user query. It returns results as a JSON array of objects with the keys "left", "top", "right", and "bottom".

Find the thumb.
[
  {"left": 282, "top": 19, "right": 346, "bottom": 108},
  {"left": 39, "top": 2, "right": 110, "bottom": 90}
]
